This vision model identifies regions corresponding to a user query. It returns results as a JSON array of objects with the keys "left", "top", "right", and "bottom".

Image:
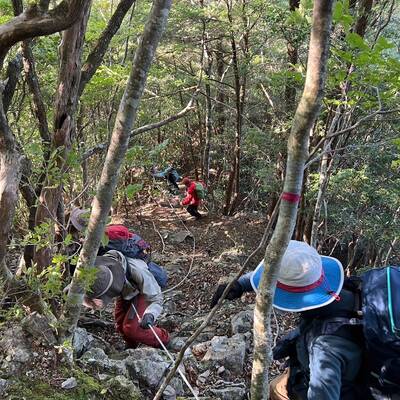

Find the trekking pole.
[{"left": 130, "top": 304, "right": 199, "bottom": 400}]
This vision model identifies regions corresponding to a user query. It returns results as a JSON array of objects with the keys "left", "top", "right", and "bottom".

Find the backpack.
[
  {"left": 125, "top": 259, "right": 168, "bottom": 290},
  {"left": 102, "top": 225, "right": 168, "bottom": 289},
  {"left": 106, "top": 233, "right": 151, "bottom": 261},
  {"left": 361, "top": 266, "right": 400, "bottom": 392},
  {"left": 195, "top": 181, "right": 207, "bottom": 200},
  {"left": 147, "top": 261, "right": 168, "bottom": 289}
]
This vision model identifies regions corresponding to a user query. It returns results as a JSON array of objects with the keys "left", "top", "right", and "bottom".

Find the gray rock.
[
  {"left": 231, "top": 309, "right": 254, "bottom": 334},
  {"left": 163, "top": 384, "right": 177, "bottom": 400},
  {"left": 170, "top": 377, "right": 185, "bottom": 396},
  {"left": 98, "top": 373, "right": 110, "bottom": 381},
  {"left": 124, "top": 347, "right": 168, "bottom": 388},
  {"left": 61, "top": 377, "right": 77, "bottom": 390},
  {"left": 0, "top": 326, "right": 33, "bottom": 376},
  {"left": 80, "top": 348, "right": 127, "bottom": 376},
  {"left": 167, "top": 230, "right": 193, "bottom": 244},
  {"left": 125, "top": 356, "right": 169, "bottom": 388},
  {"left": 197, "top": 369, "right": 210, "bottom": 385},
  {"left": 21, "top": 312, "right": 57, "bottom": 345},
  {"left": 168, "top": 336, "right": 188, "bottom": 352},
  {"left": 106, "top": 375, "right": 141, "bottom": 399},
  {"left": 202, "top": 335, "right": 246, "bottom": 374},
  {"left": 124, "top": 348, "right": 185, "bottom": 392},
  {"left": 73, "top": 327, "right": 94, "bottom": 357},
  {"left": 163, "top": 298, "right": 177, "bottom": 314},
  {"left": 0, "top": 379, "right": 9, "bottom": 396},
  {"left": 210, "top": 386, "right": 246, "bottom": 400},
  {"left": 122, "top": 347, "right": 166, "bottom": 363}
]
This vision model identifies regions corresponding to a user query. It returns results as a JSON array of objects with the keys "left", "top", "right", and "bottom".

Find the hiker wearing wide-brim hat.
[
  {"left": 82, "top": 250, "right": 170, "bottom": 349},
  {"left": 210, "top": 241, "right": 363, "bottom": 400},
  {"left": 250, "top": 240, "right": 344, "bottom": 311}
]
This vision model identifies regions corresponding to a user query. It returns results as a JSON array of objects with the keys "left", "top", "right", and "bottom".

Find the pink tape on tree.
[{"left": 281, "top": 192, "right": 301, "bottom": 203}]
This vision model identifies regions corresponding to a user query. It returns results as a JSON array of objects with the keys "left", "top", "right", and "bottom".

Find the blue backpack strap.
[{"left": 387, "top": 267, "right": 400, "bottom": 336}]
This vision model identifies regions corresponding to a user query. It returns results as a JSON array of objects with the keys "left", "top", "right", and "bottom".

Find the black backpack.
[{"left": 361, "top": 266, "right": 400, "bottom": 393}]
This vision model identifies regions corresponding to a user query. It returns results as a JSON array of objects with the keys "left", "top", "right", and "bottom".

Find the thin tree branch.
[{"left": 308, "top": 89, "right": 399, "bottom": 161}]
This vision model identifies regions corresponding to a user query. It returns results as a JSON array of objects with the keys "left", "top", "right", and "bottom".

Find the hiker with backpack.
[
  {"left": 211, "top": 241, "right": 362, "bottom": 399},
  {"left": 82, "top": 249, "right": 170, "bottom": 348},
  {"left": 211, "top": 240, "right": 400, "bottom": 400},
  {"left": 181, "top": 177, "right": 205, "bottom": 219},
  {"left": 99, "top": 224, "right": 168, "bottom": 289},
  {"left": 151, "top": 164, "right": 182, "bottom": 194}
]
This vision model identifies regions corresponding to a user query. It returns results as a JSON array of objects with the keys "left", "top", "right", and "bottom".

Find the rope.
[{"left": 130, "top": 304, "right": 199, "bottom": 399}]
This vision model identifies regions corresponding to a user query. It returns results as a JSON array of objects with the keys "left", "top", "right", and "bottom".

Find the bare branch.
[
  {"left": 259, "top": 83, "right": 275, "bottom": 109},
  {"left": 308, "top": 107, "right": 399, "bottom": 162}
]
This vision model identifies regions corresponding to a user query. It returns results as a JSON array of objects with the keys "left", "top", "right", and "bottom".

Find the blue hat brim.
[{"left": 250, "top": 256, "right": 344, "bottom": 312}]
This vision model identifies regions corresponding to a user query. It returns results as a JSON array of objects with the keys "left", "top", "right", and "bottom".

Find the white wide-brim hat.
[{"left": 251, "top": 240, "right": 344, "bottom": 312}]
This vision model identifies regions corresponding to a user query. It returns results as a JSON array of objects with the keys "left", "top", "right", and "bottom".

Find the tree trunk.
[
  {"left": 223, "top": 35, "right": 245, "bottom": 215},
  {"left": 59, "top": 0, "right": 172, "bottom": 341},
  {"left": 214, "top": 40, "right": 226, "bottom": 136},
  {"left": 284, "top": 0, "right": 300, "bottom": 113},
  {"left": 33, "top": 2, "right": 92, "bottom": 271},
  {"left": 250, "top": 1, "right": 333, "bottom": 398},
  {"left": 202, "top": 32, "right": 213, "bottom": 185},
  {"left": 78, "top": 0, "right": 136, "bottom": 96}
]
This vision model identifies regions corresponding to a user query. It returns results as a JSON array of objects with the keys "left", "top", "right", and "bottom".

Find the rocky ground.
[{"left": 0, "top": 200, "right": 297, "bottom": 399}]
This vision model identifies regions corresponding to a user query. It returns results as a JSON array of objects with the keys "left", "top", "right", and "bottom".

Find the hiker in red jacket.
[{"left": 181, "top": 177, "right": 202, "bottom": 219}]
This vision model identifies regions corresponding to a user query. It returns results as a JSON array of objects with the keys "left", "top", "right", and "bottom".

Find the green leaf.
[
  {"left": 332, "top": 1, "right": 344, "bottom": 22},
  {"left": 332, "top": 0, "right": 353, "bottom": 30},
  {"left": 346, "top": 33, "right": 369, "bottom": 51},
  {"left": 392, "top": 137, "right": 400, "bottom": 149},
  {"left": 374, "top": 36, "right": 395, "bottom": 52}
]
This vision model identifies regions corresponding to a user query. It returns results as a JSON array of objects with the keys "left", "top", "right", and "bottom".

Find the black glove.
[
  {"left": 210, "top": 281, "right": 244, "bottom": 308},
  {"left": 140, "top": 313, "right": 155, "bottom": 329}
]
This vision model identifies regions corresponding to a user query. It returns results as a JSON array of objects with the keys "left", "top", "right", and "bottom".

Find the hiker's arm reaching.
[
  {"left": 210, "top": 272, "right": 254, "bottom": 308},
  {"left": 238, "top": 272, "right": 254, "bottom": 292}
]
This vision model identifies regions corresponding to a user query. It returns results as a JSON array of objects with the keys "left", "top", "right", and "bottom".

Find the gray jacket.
[{"left": 105, "top": 250, "right": 163, "bottom": 319}]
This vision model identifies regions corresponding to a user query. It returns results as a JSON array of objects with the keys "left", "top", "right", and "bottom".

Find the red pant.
[{"left": 114, "top": 295, "right": 170, "bottom": 348}]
